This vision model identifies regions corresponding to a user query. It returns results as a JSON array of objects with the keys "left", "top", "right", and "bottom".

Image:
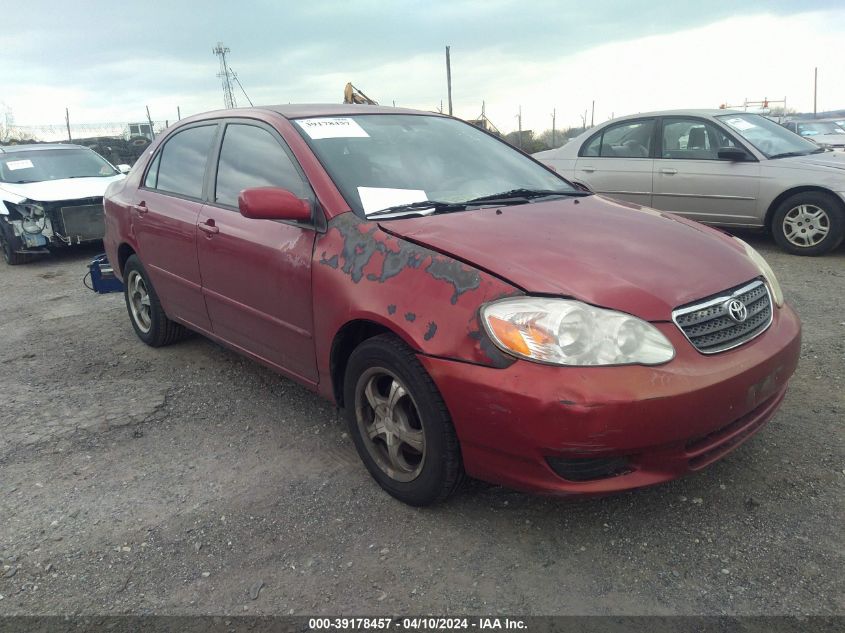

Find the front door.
[
  {"left": 196, "top": 121, "right": 319, "bottom": 384},
  {"left": 652, "top": 117, "right": 761, "bottom": 226}
]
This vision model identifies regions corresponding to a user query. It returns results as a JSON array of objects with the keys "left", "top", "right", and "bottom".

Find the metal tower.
[{"left": 213, "top": 42, "right": 237, "bottom": 109}]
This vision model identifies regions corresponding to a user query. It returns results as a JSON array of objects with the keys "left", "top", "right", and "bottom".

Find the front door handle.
[
  {"left": 581, "top": 166, "right": 596, "bottom": 173},
  {"left": 132, "top": 201, "right": 148, "bottom": 215},
  {"left": 661, "top": 168, "right": 678, "bottom": 175},
  {"left": 198, "top": 220, "right": 219, "bottom": 235}
]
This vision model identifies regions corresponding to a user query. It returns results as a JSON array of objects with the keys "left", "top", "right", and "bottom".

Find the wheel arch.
[
  {"left": 116, "top": 242, "right": 137, "bottom": 275},
  {"left": 765, "top": 185, "right": 845, "bottom": 230},
  {"left": 329, "top": 319, "right": 419, "bottom": 407}
]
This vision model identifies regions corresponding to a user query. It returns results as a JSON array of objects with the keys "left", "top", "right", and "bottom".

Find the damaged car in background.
[
  {"left": 0, "top": 143, "right": 128, "bottom": 265},
  {"left": 104, "top": 105, "right": 802, "bottom": 506}
]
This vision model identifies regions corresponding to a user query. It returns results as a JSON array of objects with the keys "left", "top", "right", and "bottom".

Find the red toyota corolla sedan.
[{"left": 104, "top": 105, "right": 801, "bottom": 506}]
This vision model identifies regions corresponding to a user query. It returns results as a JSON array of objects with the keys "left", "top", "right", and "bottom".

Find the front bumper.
[
  {"left": 3, "top": 199, "right": 105, "bottom": 251},
  {"left": 419, "top": 303, "right": 801, "bottom": 495}
]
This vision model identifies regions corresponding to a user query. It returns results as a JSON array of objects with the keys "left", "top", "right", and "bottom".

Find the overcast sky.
[{"left": 3, "top": 0, "right": 844, "bottom": 132}]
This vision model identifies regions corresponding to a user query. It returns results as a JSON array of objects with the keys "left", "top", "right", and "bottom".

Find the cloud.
[{"left": 3, "top": 1, "right": 843, "bottom": 131}]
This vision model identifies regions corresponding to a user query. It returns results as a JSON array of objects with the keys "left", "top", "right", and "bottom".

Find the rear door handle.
[
  {"left": 132, "top": 201, "right": 148, "bottom": 215},
  {"left": 198, "top": 220, "right": 219, "bottom": 235},
  {"left": 581, "top": 166, "right": 596, "bottom": 173},
  {"left": 661, "top": 168, "right": 678, "bottom": 175}
]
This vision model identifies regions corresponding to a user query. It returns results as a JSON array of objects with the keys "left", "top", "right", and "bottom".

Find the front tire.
[
  {"left": 123, "top": 255, "right": 188, "bottom": 347},
  {"left": 771, "top": 191, "right": 844, "bottom": 256},
  {"left": 343, "top": 334, "right": 463, "bottom": 506},
  {"left": 0, "top": 222, "right": 32, "bottom": 266}
]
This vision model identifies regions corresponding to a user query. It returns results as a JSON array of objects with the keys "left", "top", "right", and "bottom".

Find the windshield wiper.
[
  {"left": 464, "top": 188, "right": 591, "bottom": 204},
  {"left": 366, "top": 200, "right": 469, "bottom": 218}
]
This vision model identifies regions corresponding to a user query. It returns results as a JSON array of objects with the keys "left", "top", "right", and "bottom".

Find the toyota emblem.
[{"left": 726, "top": 299, "right": 748, "bottom": 323}]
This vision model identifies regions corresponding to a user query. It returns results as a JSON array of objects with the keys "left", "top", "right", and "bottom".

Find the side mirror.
[
  {"left": 238, "top": 187, "right": 312, "bottom": 222},
  {"left": 117, "top": 164, "right": 131, "bottom": 174},
  {"left": 717, "top": 147, "right": 748, "bottom": 162}
]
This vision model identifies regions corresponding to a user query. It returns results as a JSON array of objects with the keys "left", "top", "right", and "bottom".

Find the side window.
[
  {"left": 214, "top": 124, "right": 309, "bottom": 208},
  {"left": 155, "top": 125, "right": 217, "bottom": 198},
  {"left": 582, "top": 134, "right": 601, "bottom": 157},
  {"left": 661, "top": 119, "right": 735, "bottom": 160},
  {"left": 601, "top": 120, "right": 654, "bottom": 157},
  {"left": 581, "top": 120, "right": 654, "bottom": 158},
  {"left": 143, "top": 152, "right": 160, "bottom": 188}
]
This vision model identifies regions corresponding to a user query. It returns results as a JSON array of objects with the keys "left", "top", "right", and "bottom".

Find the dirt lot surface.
[{"left": 0, "top": 234, "right": 842, "bottom": 616}]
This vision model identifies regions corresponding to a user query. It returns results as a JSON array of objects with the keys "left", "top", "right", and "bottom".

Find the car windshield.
[
  {"left": 795, "top": 121, "right": 845, "bottom": 136},
  {"left": 717, "top": 113, "right": 820, "bottom": 159},
  {"left": 0, "top": 148, "right": 118, "bottom": 183},
  {"left": 293, "top": 114, "right": 574, "bottom": 217}
]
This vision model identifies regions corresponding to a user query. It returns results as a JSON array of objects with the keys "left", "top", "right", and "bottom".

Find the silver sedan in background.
[{"left": 534, "top": 109, "right": 845, "bottom": 255}]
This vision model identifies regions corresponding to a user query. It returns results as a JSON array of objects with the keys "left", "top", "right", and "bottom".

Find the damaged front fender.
[{"left": 312, "top": 212, "right": 520, "bottom": 398}]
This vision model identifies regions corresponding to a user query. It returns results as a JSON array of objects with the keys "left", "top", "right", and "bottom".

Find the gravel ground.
[{"left": 0, "top": 233, "right": 842, "bottom": 616}]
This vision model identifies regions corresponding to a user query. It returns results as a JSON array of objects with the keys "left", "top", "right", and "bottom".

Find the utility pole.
[
  {"left": 213, "top": 42, "right": 237, "bottom": 109},
  {"left": 177, "top": 106, "right": 181, "bottom": 121},
  {"left": 813, "top": 67, "right": 818, "bottom": 118},
  {"left": 146, "top": 105, "right": 155, "bottom": 140},
  {"left": 590, "top": 100, "right": 595, "bottom": 127},
  {"left": 551, "top": 109, "right": 556, "bottom": 147},
  {"left": 445, "top": 46, "right": 453, "bottom": 116},
  {"left": 517, "top": 105, "right": 522, "bottom": 150},
  {"left": 65, "top": 108, "right": 72, "bottom": 142}
]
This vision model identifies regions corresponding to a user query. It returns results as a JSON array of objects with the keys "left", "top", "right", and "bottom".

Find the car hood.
[
  {"left": 378, "top": 196, "right": 761, "bottom": 321},
  {"left": 806, "top": 133, "right": 845, "bottom": 145},
  {"left": 777, "top": 151, "right": 845, "bottom": 171},
  {"left": 0, "top": 175, "right": 125, "bottom": 203}
]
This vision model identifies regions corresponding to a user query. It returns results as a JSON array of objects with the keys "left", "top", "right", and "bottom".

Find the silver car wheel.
[
  {"left": 127, "top": 270, "right": 152, "bottom": 333},
  {"left": 354, "top": 367, "right": 426, "bottom": 482},
  {"left": 782, "top": 204, "right": 831, "bottom": 248}
]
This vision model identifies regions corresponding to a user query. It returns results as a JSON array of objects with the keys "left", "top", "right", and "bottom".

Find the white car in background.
[
  {"left": 0, "top": 144, "right": 129, "bottom": 265},
  {"left": 782, "top": 120, "right": 845, "bottom": 151},
  {"left": 534, "top": 110, "right": 845, "bottom": 255}
]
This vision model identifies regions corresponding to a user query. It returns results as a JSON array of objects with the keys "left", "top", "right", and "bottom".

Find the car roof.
[
  {"left": 603, "top": 109, "right": 745, "bottom": 122},
  {"left": 175, "top": 104, "right": 442, "bottom": 124},
  {"left": 0, "top": 143, "right": 86, "bottom": 154},
  {"left": 263, "top": 104, "right": 437, "bottom": 119}
]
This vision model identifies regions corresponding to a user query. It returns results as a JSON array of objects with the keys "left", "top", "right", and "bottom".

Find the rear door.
[
  {"left": 651, "top": 117, "right": 761, "bottom": 226},
  {"left": 196, "top": 120, "right": 319, "bottom": 384},
  {"left": 134, "top": 123, "right": 218, "bottom": 331},
  {"left": 573, "top": 118, "right": 655, "bottom": 206}
]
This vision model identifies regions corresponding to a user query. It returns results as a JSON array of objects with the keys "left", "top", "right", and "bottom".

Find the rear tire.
[
  {"left": 123, "top": 255, "right": 189, "bottom": 347},
  {"left": 771, "top": 191, "right": 844, "bottom": 256},
  {"left": 343, "top": 334, "right": 464, "bottom": 506}
]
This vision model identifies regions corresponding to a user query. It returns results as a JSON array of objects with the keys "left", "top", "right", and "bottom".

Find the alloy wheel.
[
  {"left": 354, "top": 367, "right": 426, "bottom": 482},
  {"left": 127, "top": 270, "right": 152, "bottom": 333}
]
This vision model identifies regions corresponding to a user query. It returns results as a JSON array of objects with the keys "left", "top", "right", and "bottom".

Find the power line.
[{"left": 229, "top": 68, "right": 253, "bottom": 107}]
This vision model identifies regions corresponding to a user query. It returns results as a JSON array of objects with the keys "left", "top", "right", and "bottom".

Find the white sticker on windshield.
[
  {"left": 358, "top": 187, "right": 427, "bottom": 215},
  {"left": 724, "top": 117, "right": 755, "bottom": 131},
  {"left": 5, "top": 159, "right": 34, "bottom": 170},
  {"left": 296, "top": 117, "right": 370, "bottom": 140}
]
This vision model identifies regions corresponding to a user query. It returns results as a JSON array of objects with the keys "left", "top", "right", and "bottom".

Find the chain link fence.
[{"left": 0, "top": 120, "right": 172, "bottom": 166}]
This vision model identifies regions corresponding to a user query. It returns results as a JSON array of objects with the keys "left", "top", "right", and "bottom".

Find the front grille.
[{"left": 672, "top": 279, "right": 772, "bottom": 354}]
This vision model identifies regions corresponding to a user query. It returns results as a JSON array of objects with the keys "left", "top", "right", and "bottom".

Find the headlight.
[
  {"left": 481, "top": 297, "right": 675, "bottom": 366},
  {"left": 734, "top": 238, "right": 784, "bottom": 307}
]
